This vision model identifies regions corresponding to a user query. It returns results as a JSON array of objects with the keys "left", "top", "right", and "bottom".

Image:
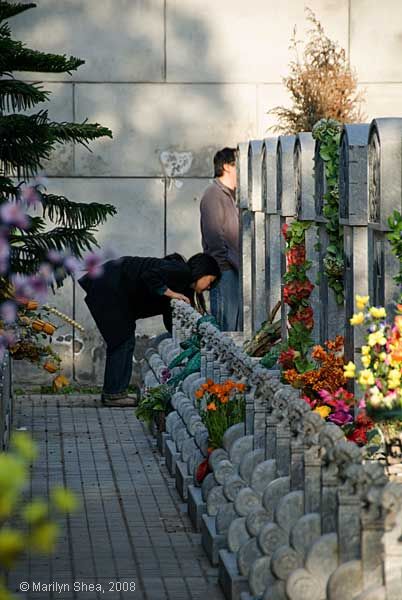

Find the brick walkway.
[{"left": 9, "top": 395, "right": 224, "bottom": 600}]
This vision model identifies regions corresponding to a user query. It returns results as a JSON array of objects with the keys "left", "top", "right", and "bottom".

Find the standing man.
[{"left": 200, "top": 147, "right": 239, "bottom": 331}]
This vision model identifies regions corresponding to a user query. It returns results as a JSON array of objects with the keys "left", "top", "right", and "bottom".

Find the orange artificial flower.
[
  {"left": 43, "top": 323, "right": 56, "bottom": 336},
  {"left": 207, "top": 402, "right": 217, "bottom": 411},
  {"left": 43, "top": 361, "right": 58, "bottom": 373},
  {"left": 195, "top": 389, "right": 204, "bottom": 400}
]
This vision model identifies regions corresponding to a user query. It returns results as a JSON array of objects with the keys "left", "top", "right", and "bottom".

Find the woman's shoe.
[{"left": 101, "top": 394, "right": 138, "bottom": 408}]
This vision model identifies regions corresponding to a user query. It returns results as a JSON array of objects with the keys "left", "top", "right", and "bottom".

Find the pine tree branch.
[
  {"left": 0, "top": 112, "right": 112, "bottom": 177},
  {"left": 0, "top": 79, "right": 49, "bottom": 112},
  {"left": 10, "top": 227, "right": 100, "bottom": 275},
  {"left": 0, "top": 36, "right": 84, "bottom": 74},
  {"left": 47, "top": 120, "right": 113, "bottom": 148},
  {"left": 0, "top": 2, "right": 36, "bottom": 23},
  {"left": 40, "top": 193, "right": 117, "bottom": 229}
]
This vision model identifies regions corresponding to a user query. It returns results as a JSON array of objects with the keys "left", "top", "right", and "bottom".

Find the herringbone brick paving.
[{"left": 8, "top": 395, "right": 224, "bottom": 600}]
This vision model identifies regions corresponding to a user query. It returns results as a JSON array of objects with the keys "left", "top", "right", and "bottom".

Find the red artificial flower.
[
  {"left": 283, "top": 280, "right": 314, "bottom": 306},
  {"left": 279, "top": 348, "right": 299, "bottom": 369},
  {"left": 196, "top": 458, "right": 210, "bottom": 483},
  {"left": 347, "top": 427, "right": 368, "bottom": 446},
  {"left": 288, "top": 306, "right": 314, "bottom": 330},
  {"left": 287, "top": 244, "right": 306, "bottom": 267},
  {"left": 282, "top": 223, "right": 289, "bottom": 239}
]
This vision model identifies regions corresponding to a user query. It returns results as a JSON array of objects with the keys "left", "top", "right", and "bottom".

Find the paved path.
[{"left": 9, "top": 395, "right": 224, "bottom": 600}]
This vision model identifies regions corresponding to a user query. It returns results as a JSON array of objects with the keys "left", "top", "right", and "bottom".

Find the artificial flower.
[
  {"left": 368, "top": 330, "right": 387, "bottom": 347},
  {"left": 358, "top": 369, "right": 375, "bottom": 387},
  {"left": 314, "top": 405, "right": 331, "bottom": 419},
  {"left": 369, "top": 306, "right": 387, "bottom": 319},
  {"left": 361, "top": 345, "right": 370, "bottom": 356},
  {"left": 361, "top": 355, "right": 371, "bottom": 368},
  {"left": 343, "top": 361, "right": 356, "bottom": 379},
  {"left": 368, "top": 386, "right": 384, "bottom": 408},
  {"left": 206, "top": 402, "right": 217, "bottom": 411},
  {"left": 355, "top": 295, "right": 369, "bottom": 311},
  {"left": 387, "top": 369, "right": 401, "bottom": 390},
  {"left": 350, "top": 312, "right": 365, "bottom": 326}
]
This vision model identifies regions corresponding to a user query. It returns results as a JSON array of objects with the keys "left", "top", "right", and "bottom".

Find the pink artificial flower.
[
  {"left": 328, "top": 410, "right": 353, "bottom": 426},
  {"left": 19, "top": 184, "right": 41, "bottom": 208},
  {"left": 0, "top": 301, "right": 16, "bottom": 324},
  {"left": 0, "top": 202, "right": 29, "bottom": 229},
  {"left": 83, "top": 251, "right": 104, "bottom": 279}
]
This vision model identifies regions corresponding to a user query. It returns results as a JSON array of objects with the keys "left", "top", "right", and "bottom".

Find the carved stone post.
[
  {"left": 238, "top": 141, "right": 253, "bottom": 338},
  {"left": 339, "top": 124, "right": 370, "bottom": 366},
  {"left": 277, "top": 135, "right": 296, "bottom": 344},
  {"left": 367, "top": 118, "right": 402, "bottom": 315},
  {"left": 382, "top": 481, "right": 402, "bottom": 600},
  {"left": 263, "top": 137, "right": 281, "bottom": 320},
  {"left": 248, "top": 140, "right": 266, "bottom": 332}
]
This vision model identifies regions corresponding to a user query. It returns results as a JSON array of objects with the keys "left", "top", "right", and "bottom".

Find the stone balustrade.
[{"left": 141, "top": 301, "right": 402, "bottom": 600}]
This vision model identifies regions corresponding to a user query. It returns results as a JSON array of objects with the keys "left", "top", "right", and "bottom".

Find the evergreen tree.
[{"left": 0, "top": 1, "right": 116, "bottom": 277}]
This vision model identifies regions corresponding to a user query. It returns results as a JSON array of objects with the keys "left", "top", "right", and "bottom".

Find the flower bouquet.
[
  {"left": 195, "top": 379, "right": 246, "bottom": 450},
  {"left": 344, "top": 296, "right": 402, "bottom": 421}
]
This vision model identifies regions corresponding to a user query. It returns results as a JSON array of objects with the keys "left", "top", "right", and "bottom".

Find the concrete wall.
[{"left": 10, "top": 0, "right": 402, "bottom": 385}]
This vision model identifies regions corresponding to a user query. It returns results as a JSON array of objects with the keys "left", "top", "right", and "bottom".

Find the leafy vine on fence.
[
  {"left": 312, "top": 118, "right": 344, "bottom": 304},
  {"left": 387, "top": 210, "right": 402, "bottom": 301},
  {"left": 279, "top": 221, "right": 315, "bottom": 374}
]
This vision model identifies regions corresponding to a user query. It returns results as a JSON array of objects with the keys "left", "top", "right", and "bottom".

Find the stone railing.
[
  {"left": 141, "top": 301, "right": 402, "bottom": 600},
  {"left": 237, "top": 118, "right": 402, "bottom": 367}
]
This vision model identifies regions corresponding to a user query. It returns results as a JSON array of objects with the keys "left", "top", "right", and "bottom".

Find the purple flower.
[
  {"left": 83, "top": 251, "right": 104, "bottom": 279},
  {"left": 161, "top": 368, "right": 171, "bottom": 383},
  {"left": 0, "top": 301, "right": 16, "bottom": 325},
  {"left": 328, "top": 410, "right": 353, "bottom": 426},
  {"left": 64, "top": 255, "right": 80, "bottom": 275},
  {"left": 0, "top": 236, "right": 10, "bottom": 274},
  {"left": 0, "top": 202, "right": 29, "bottom": 229},
  {"left": 19, "top": 184, "right": 42, "bottom": 208}
]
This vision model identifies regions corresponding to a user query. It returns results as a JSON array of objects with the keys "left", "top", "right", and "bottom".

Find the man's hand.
[{"left": 164, "top": 288, "right": 191, "bottom": 304}]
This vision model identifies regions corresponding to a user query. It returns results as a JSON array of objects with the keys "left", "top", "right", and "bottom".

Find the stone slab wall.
[{"left": 10, "top": 0, "right": 402, "bottom": 384}]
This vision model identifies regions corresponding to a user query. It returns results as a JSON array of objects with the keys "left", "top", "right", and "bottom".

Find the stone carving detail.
[{"left": 368, "top": 129, "right": 381, "bottom": 224}]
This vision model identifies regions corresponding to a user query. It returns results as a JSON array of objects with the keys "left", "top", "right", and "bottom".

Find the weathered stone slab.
[
  {"left": 167, "top": 0, "right": 348, "bottom": 83},
  {"left": 175, "top": 459, "right": 192, "bottom": 500},
  {"left": 75, "top": 84, "right": 257, "bottom": 177},
  {"left": 201, "top": 514, "right": 226, "bottom": 566},
  {"left": 219, "top": 549, "right": 249, "bottom": 600},
  {"left": 13, "top": 0, "right": 165, "bottom": 82},
  {"left": 187, "top": 484, "right": 206, "bottom": 532},
  {"left": 165, "top": 438, "right": 180, "bottom": 477}
]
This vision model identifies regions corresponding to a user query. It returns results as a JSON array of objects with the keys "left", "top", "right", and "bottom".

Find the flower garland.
[
  {"left": 344, "top": 295, "right": 402, "bottom": 420},
  {"left": 312, "top": 118, "right": 344, "bottom": 305},
  {"left": 279, "top": 221, "right": 314, "bottom": 373}
]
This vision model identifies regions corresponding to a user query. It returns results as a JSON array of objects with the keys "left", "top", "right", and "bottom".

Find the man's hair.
[{"left": 213, "top": 147, "right": 237, "bottom": 177}]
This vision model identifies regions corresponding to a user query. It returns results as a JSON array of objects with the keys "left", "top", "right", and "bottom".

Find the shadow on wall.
[{"left": 11, "top": 0, "right": 240, "bottom": 386}]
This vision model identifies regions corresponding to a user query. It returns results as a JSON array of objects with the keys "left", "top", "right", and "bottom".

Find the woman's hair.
[
  {"left": 187, "top": 253, "right": 221, "bottom": 282},
  {"left": 188, "top": 253, "right": 221, "bottom": 315},
  {"left": 164, "top": 252, "right": 221, "bottom": 316}
]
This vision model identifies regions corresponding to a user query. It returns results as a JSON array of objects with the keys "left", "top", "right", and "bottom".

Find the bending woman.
[{"left": 79, "top": 252, "right": 220, "bottom": 407}]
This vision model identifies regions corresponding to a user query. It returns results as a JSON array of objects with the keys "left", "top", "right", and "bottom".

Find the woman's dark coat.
[{"left": 79, "top": 256, "right": 193, "bottom": 349}]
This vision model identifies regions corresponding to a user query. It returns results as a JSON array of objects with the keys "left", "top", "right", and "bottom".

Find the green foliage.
[
  {"left": 0, "top": 432, "right": 78, "bottom": 598},
  {"left": 312, "top": 118, "right": 344, "bottom": 304},
  {"left": 260, "top": 346, "right": 280, "bottom": 369},
  {"left": 136, "top": 385, "right": 172, "bottom": 425},
  {"left": 387, "top": 210, "right": 402, "bottom": 299},
  {"left": 0, "top": 1, "right": 115, "bottom": 279}
]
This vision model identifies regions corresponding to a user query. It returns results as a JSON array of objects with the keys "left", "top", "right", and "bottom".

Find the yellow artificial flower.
[
  {"left": 356, "top": 295, "right": 369, "bottom": 310},
  {"left": 361, "top": 355, "right": 371, "bottom": 368},
  {"left": 343, "top": 361, "right": 356, "bottom": 379},
  {"left": 369, "top": 306, "right": 387, "bottom": 319},
  {"left": 368, "top": 330, "right": 387, "bottom": 347},
  {"left": 358, "top": 369, "right": 375, "bottom": 387},
  {"left": 314, "top": 406, "right": 331, "bottom": 419},
  {"left": 361, "top": 345, "right": 370, "bottom": 356},
  {"left": 350, "top": 312, "right": 365, "bottom": 326},
  {"left": 379, "top": 352, "right": 387, "bottom": 362},
  {"left": 388, "top": 369, "right": 401, "bottom": 390},
  {"left": 368, "top": 386, "right": 384, "bottom": 408}
]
